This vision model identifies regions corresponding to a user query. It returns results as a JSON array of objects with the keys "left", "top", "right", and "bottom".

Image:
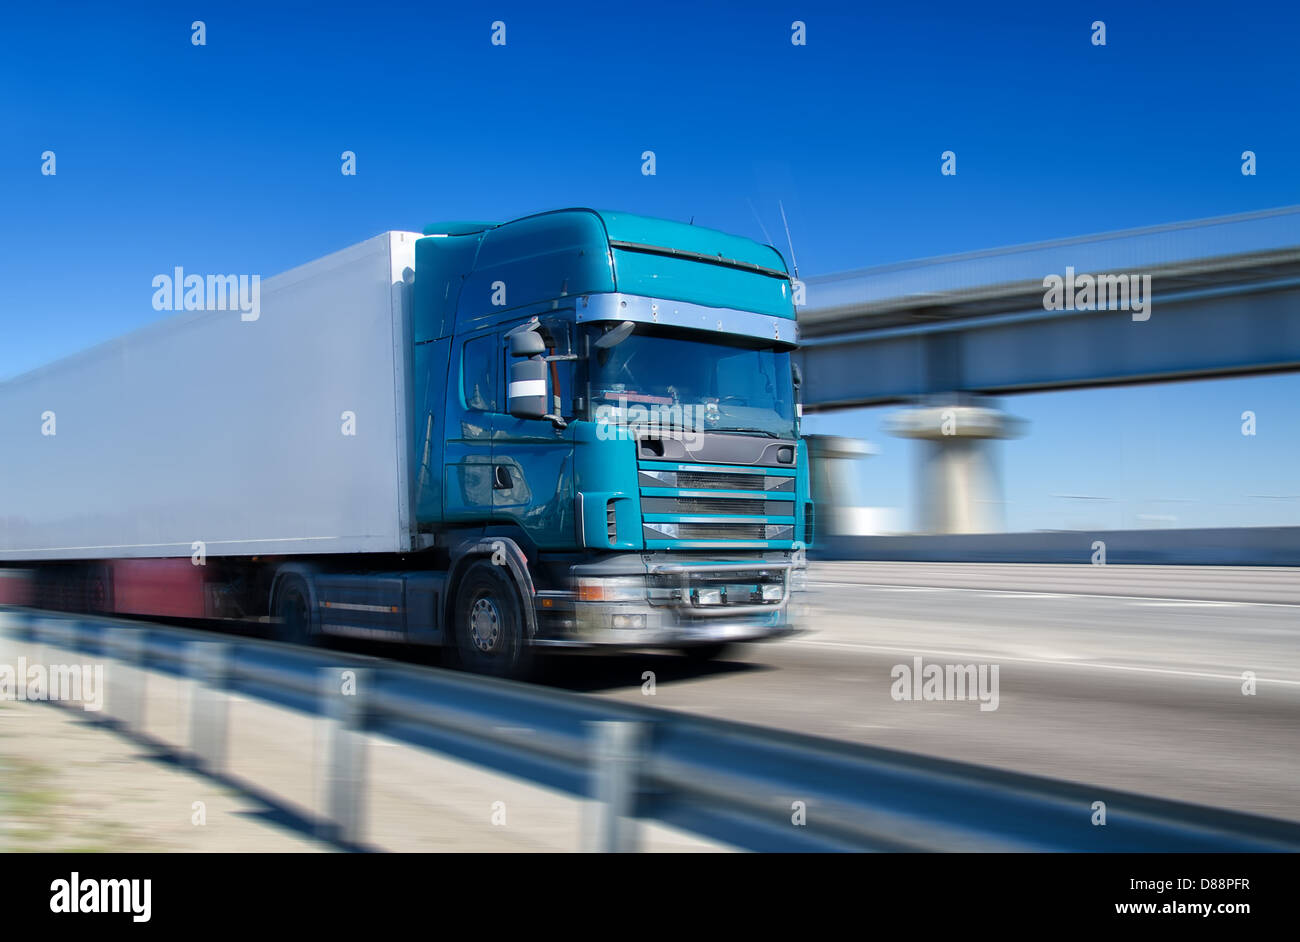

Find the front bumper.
[
  {"left": 532, "top": 556, "right": 804, "bottom": 649},
  {"left": 531, "top": 619, "right": 797, "bottom": 649}
]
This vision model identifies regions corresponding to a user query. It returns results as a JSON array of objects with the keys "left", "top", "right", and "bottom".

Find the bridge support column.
[
  {"left": 805, "top": 435, "right": 877, "bottom": 539},
  {"left": 888, "top": 401, "right": 1023, "bottom": 534}
]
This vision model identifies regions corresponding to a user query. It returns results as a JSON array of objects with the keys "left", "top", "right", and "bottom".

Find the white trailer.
[{"left": 0, "top": 232, "right": 420, "bottom": 562}]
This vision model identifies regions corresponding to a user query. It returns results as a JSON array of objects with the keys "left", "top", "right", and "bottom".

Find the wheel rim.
[{"left": 469, "top": 595, "right": 503, "bottom": 653}]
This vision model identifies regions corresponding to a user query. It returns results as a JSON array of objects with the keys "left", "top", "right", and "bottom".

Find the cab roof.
[{"left": 423, "top": 208, "right": 790, "bottom": 277}]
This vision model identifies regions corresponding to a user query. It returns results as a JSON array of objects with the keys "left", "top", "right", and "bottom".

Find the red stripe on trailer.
[
  {"left": 112, "top": 559, "right": 207, "bottom": 618},
  {"left": 0, "top": 570, "right": 34, "bottom": 606}
]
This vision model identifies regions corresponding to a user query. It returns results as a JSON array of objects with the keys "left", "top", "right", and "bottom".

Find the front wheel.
[{"left": 451, "top": 560, "right": 533, "bottom": 679}]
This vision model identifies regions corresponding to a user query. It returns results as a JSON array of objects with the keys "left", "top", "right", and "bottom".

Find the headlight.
[{"left": 575, "top": 577, "right": 646, "bottom": 602}]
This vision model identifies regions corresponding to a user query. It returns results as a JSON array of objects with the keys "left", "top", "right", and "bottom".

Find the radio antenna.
[
  {"left": 778, "top": 200, "right": 800, "bottom": 280},
  {"left": 747, "top": 197, "right": 775, "bottom": 247}
]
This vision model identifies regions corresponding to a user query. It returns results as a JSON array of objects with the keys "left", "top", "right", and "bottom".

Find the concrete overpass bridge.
[{"left": 796, "top": 205, "right": 1300, "bottom": 534}]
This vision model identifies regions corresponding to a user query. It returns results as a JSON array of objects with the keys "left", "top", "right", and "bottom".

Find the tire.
[
  {"left": 679, "top": 642, "right": 732, "bottom": 662},
  {"left": 273, "top": 575, "right": 315, "bottom": 645},
  {"left": 451, "top": 560, "right": 533, "bottom": 679}
]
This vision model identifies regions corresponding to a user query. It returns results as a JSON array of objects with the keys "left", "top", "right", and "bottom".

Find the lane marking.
[
  {"left": 1131, "top": 601, "right": 1240, "bottom": 608},
  {"left": 806, "top": 584, "right": 943, "bottom": 592},
  {"left": 790, "top": 638, "right": 1300, "bottom": 686},
  {"left": 806, "top": 582, "right": 952, "bottom": 591},
  {"left": 805, "top": 581, "right": 1300, "bottom": 608}
]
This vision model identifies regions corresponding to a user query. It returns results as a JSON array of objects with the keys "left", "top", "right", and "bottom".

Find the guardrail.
[
  {"left": 813, "top": 527, "right": 1300, "bottom": 567},
  {"left": 3, "top": 606, "right": 1299, "bottom": 852}
]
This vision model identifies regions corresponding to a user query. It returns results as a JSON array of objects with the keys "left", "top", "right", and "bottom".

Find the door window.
[{"left": 462, "top": 333, "right": 498, "bottom": 412}]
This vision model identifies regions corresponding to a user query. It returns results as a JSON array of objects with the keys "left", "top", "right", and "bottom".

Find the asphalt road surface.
[{"left": 539, "top": 562, "right": 1300, "bottom": 824}]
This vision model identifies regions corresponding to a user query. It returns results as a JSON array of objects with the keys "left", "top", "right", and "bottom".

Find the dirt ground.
[{"left": 0, "top": 699, "right": 327, "bottom": 852}]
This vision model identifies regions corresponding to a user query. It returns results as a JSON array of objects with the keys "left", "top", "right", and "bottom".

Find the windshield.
[{"left": 583, "top": 324, "right": 797, "bottom": 440}]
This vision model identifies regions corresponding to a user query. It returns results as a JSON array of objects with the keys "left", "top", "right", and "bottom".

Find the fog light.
[
  {"left": 696, "top": 588, "right": 723, "bottom": 605},
  {"left": 612, "top": 614, "right": 646, "bottom": 629},
  {"left": 762, "top": 584, "right": 783, "bottom": 601}
]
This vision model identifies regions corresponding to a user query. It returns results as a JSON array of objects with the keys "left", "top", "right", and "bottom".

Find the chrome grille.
[
  {"left": 643, "top": 496, "right": 767, "bottom": 515},
  {"left": 677, "top": 471, "right": 766, "bottom": 490},
  {"left": 677, "top": 523, "right": 766, "bottom": 539},
  {"left": 638, "top": 465, "right": 797, "bottom": 541}
]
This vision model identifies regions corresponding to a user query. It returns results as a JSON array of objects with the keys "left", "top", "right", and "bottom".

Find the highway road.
[
  {"left": 537, "top": 562, "right": 1300, "bottom": 824},
  {"left": 55, "top": 561, "right": 1297, "bottom": 829}
]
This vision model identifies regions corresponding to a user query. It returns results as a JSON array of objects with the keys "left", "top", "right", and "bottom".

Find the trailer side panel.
[{"left": 0, "top": 232, "right": 419, "bottom": 561}]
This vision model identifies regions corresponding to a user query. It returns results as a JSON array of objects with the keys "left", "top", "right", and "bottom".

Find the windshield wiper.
[{"left": 709, "top": 427, "right": 781, "bottom": 438}]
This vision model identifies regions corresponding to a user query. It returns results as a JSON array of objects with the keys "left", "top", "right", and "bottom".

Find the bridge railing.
[{"left": 803, "top": 204, "right": 1300, "bottom": 314}]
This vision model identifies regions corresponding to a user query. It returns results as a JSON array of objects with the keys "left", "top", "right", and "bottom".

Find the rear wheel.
[
  {"left": 451, "top": 560, "right": 533, "bottom": 679},
  {"left": 274, "top": 576, "right": 315, "bottom": 645}
]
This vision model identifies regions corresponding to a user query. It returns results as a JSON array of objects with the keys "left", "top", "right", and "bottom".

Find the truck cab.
[{"left": 413, "top": 209, "right": 810, "bottom": 673}]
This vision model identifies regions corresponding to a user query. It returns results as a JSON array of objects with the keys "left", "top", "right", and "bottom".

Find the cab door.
[
  {"left": 443, "top": 327, "right": 499, "bottom": 523},
  {"left": 492, "top": 315, "right": 577, "bottom": 548}
]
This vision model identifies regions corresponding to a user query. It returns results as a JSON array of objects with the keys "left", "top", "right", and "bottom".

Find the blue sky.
[{"left": 1, "top": 1, "right": 1297, "bottom": 529}]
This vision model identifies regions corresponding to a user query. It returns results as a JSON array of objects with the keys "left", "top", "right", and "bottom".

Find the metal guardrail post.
[
  {"left": 33, "top": 617, "right": 81, "bottom": 706},
  {"left": 0, "top": 610, "right": 23, "bottom": 664},
  {"left": 104, "top": 627, "right": 146, "bottom": 733},
  {"left": 186, "top": 641, "right": 229, "bottom": 775},
  {"left": 0, "top": 612, "right": 35, "bottom": 706},
  {"left": 318, "top": 666, "right": 369, "bottom": 847},
  {"left": 41, "top": 619, "right": 85, "bottom": 711},
  {"left": 586, "top": 720, "right": 645, "bottom": 853},
  {"left": 29, "top": 617, "right": 56, "bottom": 679}
]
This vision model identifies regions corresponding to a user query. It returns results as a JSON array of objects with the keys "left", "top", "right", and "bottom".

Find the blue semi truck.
[{"left": 0, "top": 208, "right": 810, "bottom": 677}]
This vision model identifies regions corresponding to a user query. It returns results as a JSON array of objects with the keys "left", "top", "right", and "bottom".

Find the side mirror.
[
  {"left": 792, "top": 362, "right": 803, "bottom": 389},
  {"left": 509, "top": 330, "right": 546, "bottom": 357},
  {"left": 508, "top": 357, "right": 548, "bottom": 420}
]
